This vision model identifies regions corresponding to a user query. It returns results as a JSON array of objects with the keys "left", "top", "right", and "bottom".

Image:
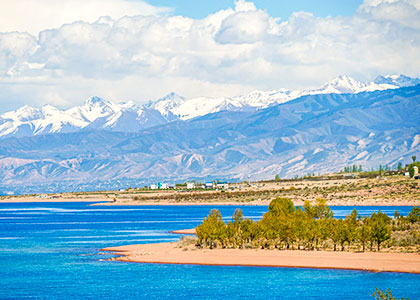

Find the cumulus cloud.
[
  {"left": 0, "top": 0, "right": 419, "bottom": 112},
  {"left": 0, "top": 0, "right": 169, "bottom": 35}
]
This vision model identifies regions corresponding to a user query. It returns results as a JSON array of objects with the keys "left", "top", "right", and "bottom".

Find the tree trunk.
[
  {"left": 377, "top": 240, "right": 380, "bottom": 252},
  {"left": 334, "top": 242, "right": 337, "bottom": 251},
  {"left": 362, "top": 242, "right": 365, "bottom": 252}
]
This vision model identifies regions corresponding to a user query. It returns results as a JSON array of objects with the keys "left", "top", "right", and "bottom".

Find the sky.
[{"left": 0, "top": 0, "right": 420, "bottom": 113}]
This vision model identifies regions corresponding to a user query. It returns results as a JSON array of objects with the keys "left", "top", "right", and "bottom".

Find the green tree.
[
  {"left": 397, "top": 162, "right": 403, "bottom": 171},
  {"left": 412, "top": 155, "right": 417, "bottom": 163},
  {"left": 408, "top": 162, "right": 420, "bottom": 177},
  {"left": 407, "top": 206, "right": 420, "bottom": 223},
  {"left": 303, "top": 200, "right": 316, "bottom": 219},
  {"left": 275, "top": 174, "right": 280, "bottom": 181},
  {"left": 358, "top": 216, "right": 371, "bottom": 252},
  {"left": 227, "top": 208, "right": 244, "bottom": 247},
  {"left": 196, "top": 209, "right": 227, "bottom": 248},
  {"left": 372, "top": 288, "right": 409, "bottom": 300},
  {"left": 268, "top": 197, "right": 295, "bottom": 217},
  {"left": 370, "top": 211, "right": 391, "bottom": 251},
  {"left": 328, "top": 218, "right": 340, "bottom": 251},
  {"left": 294, "top": 208, "right": 311, "bottom": 250},
  {"left": 314, "top": 198, "right": 333, "bottom": 220}
]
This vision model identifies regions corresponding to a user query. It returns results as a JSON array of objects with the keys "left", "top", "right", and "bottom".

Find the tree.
[
  {"left": 397, "top": 162, "right": 403, "bottom": 171},
  {"left": 268, "top": 197, "right": 295, "bottom": 217},
  {"left": 196, "top": 209, "right": 227, "bottom": 248},
  {"left": 275, "top": 174, "right": 280, "bottom": 181},
  {"left": 337, "top": 218, "right": 350, "bottom": 251},
  {"left": 407, "top": 206, "right": 420, "bottom": 223},
  {"left": 228, "top": 208, "right": 244, "bottom": 247},
  {"left": 370, "top": 211, "right": 391, "bottom": 251},
  {"left": 294, "top": 208, "right": 311, "bottom": 250},
  {"left": 303, "top": 200, "right": 316, "bottom": 219},
  {"left": 372, "top": 288, "right": 409, "bottom": 300},
  {"left": 328, "top": 218, "right": 340, "bottom": 251},
  {"left": 314, "top": 198, "right": 333, "bottom": 220},
  {"left": 358, "top": 216, "right": 371, "bottom": 252},
  {"left": 412, "top": 155, "right": 417, "bottom": 163},
  {"left": 408, "top": 162, "right": 420, "bottom": 177}
]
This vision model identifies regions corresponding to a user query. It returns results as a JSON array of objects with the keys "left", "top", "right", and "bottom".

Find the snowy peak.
[
  {"left": 319, "top": 75, "right": 367, "bottom": 93},
  {"left": 1, "top": 74, "right": 420, "bottom": 138},
  {"left": 374, "top": 74, "right": 420, "bottom": 87},
  {"left": 2, "top": 105, "right": 42, "bottom": 122},
  {"left": 147, "top": 92, "right": 186, "bottom": 117},
  {"left": 84, "top": 96, "right": 107, "bottom": 107}
]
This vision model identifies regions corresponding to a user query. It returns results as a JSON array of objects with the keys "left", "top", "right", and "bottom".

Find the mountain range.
[
  {"left": 0, "top": 74, "right": 419, "bottom": 194},
  {"left": 1, "top": 74, "right": 419, "bottom": 138}
]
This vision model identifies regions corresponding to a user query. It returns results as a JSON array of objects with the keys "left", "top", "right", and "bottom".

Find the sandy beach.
[
  {"left": 103, "top": 242, "right": 420, "bottom": 274},
  {"left": 171, "top": 228, "right": 197, "bottom": 234}
]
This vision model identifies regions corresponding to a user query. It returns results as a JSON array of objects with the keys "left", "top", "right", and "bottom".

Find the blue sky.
[
  {"left": 147, "top": 0, "right": 363, "bottom": 19},
  {"left": 0, "top": 0, "right": 419, "bottom": 112}
]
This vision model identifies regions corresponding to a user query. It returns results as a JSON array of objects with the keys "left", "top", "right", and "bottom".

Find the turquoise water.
[{"left": 0, "top": 203, "right": 419, "bottom": 299}]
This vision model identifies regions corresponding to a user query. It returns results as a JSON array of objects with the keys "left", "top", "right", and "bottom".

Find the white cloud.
[
  {"left": 0, "top": 0, "right": 419, "bottom": 112},
  {"left": 0, "top": 0, "right": 170, "bottom": 35}
]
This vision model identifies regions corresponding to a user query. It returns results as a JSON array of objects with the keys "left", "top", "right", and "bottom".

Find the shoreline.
[
  {"left": 92, "top": 200, "right": 420, "bottom": 206},
  {"left": 2, "top": 198, "right": 419, "bottom": 206},
  {"left": 102, "top": 242, "right": 420, "bottom": 274},
  {"left": 0, "top": 198, "right": 106, "bottom": 203}
]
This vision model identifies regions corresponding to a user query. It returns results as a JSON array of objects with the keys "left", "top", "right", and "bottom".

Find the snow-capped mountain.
[
  {"left": 145, "top": 74, "right": 416, "bottom": 120},
  {"left": 0, "top": 74, "right": 419, "bottom": 138},
  {"left": 0, "top": 96, "right": 170, "bottom": 138},
  {"left": 374, "top": 74, "right": 420, "bottom": 87},
  {"left": 1, "top": 83, "right": 419, "bottom": 195}
]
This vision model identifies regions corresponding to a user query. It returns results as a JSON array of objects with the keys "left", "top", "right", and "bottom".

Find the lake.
[{"left": 0, "top": 202, "right": 419, "bottom": 299}]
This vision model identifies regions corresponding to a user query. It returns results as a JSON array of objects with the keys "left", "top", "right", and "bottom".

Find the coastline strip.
[
  {"left": 171, "top": 228, "right": 196, "bottom": 235},
  {"left": 102, "top": 242, "right": 420, "bottom": 274}
]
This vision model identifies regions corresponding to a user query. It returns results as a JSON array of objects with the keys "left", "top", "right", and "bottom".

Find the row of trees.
[
  {"left": 342, "top": 165, "right": 363, "bottom": 173},
  {"left": 195, "top": 198, "right": 420, "bottom": 251}
]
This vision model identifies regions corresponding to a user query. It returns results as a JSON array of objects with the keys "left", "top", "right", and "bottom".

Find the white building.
[
  {"left": 187, "top": 182, "right": 195, "bottom": 189},
  {"left": 160, "top": 183, "right": 169, "bottom": 189},
  {"left": 205, "top": 182, "right": 214, "bottom": 189},
  {"left": 216, "top": 182, "right": 229, "bottom": 189},
  {"left": 150, "top": 184, "right": 158, "bottom": 190}
]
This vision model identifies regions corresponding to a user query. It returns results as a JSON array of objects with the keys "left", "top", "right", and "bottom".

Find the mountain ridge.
[
  {"left": 1, "top": 74, "right": 418, "bottom": 139},
  {"left": 1, "top": 83, "right": 419, "bottom": 194}
]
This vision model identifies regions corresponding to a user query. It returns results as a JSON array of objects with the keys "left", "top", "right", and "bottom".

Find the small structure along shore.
[{"left": 102, "top": 242, "right": 420, "bottom": 274}]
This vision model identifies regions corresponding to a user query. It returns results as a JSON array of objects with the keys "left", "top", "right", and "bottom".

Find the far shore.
[
  {"left": 1, "top": 197, "right": 420, "bottom": 207},
  {"left": 0, "top": 197, "right": 105, "bottom": 203},
  {"left": 102, "top": 242, "right": 420, "bottom": 274},
  {"left": 2, "top": 175, "right": 420, "bottom": 206}
]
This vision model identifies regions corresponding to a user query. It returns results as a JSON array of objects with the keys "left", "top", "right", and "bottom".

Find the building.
[
  {"left": 216, "top": 182, "right": 229, "bottom": 189},
  {"left": 186, "top": 182, "right": 195, "bottom": 189},
  {"left": 150, "top": 184, "right": 158, "bottom": 190},
  {"left": 158, "top": 182, "right": 169, "bottom": 189},
  {"left": 204, "top": 182, "right": 214, "bottom": 189}
]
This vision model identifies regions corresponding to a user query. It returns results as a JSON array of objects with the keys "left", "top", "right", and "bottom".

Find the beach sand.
[{"left": 103, "top": 242, "right": 420, "bottom": 274}]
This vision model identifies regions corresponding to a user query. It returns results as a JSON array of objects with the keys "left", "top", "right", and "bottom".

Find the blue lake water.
[{"left": 0, "top": 202, "right": 419, "bottom": 299}]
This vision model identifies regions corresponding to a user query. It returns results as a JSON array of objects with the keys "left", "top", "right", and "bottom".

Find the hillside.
[{"left": 0, "top": 83, "right": 419, "bottom": 194}]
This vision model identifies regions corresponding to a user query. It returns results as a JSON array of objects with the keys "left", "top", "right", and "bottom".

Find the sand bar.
[
  {"left": 103, "top": 242, "right": 420, "bottom": 274},
  {"left": 0, "top": 197, "right": 106, "bottom": 203},
  {"left": 171, "top": 228, "right": 196, "bottom": 234}
]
